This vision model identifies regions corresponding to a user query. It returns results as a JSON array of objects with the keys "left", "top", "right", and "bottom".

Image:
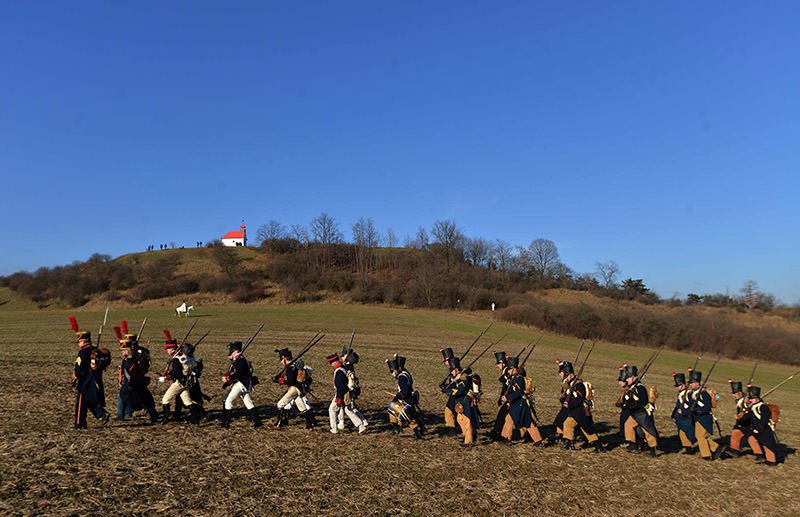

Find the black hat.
[
  {"left": 672, "top": 372, "right": 686, "bottom": 387},
  {"left": 449, "top": 356, "right": 462, "bottom": 371},
  {"left": 688, "top": 369, "right": 702, "bottom": 384},
  {"left": 386, "top": 358, "right": 398, "bottom": 372},
  {"left": 494, "top": 351, "right": 508, "bottom": 365},
  {"left": 325, "top": 353, "right": 340, "bottom": 366},
  {"left": 506, "top": 356, "right": 519, "bottom": 369},
  {"left": 729, "top": 379, "right": 743, "bottom": 394},
  {"left": 440, "top": 347, "right": 455, "bottom": 363},
  {"left": 76, "top": 330, "right": 92, "bottom": 343},
  {"left": 558, "top": 361, "right": 574, "bottom": 375},
  {"left": 343, "top": 350, "right": 360, "bottom": 365},
  {"left": 395, "top": 354, "right": 406, "bottom": 370},
  {"left": 747, "top": 385, "right": 761, "bottom": 398},
  {"left": 617, "top": 365, "right": 627, "bottom": 382},
  {"left": 228, "top": 341, "right": 243, "bottom": 354},
  {"left": 275, "top": 348, "right": 292, "bottom": 360},
  {"left": 624, "top": 365, "right": 638, "bottom": 379},
  {"left": 181, "top": 343, "right": 195, "bottom": 356}
]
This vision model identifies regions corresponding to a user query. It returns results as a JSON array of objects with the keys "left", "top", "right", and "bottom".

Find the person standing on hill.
[
  {"left": 744, "top": 386, "right": 782, "bottom": 466},
  {"left": 619, "top": 365, "right": 659, "bottom": 456},
  {"left": 727, "top": 380, "right": 752, "bottom": 457},
  {"left": 687, "top": 370, "right": 726, "bottom": 461},
  {"left": 71, "top": 327, "right": 110, "bottom": 429},
  {"left": 558, "top": 360, "right": 602, "bottom": 452},
  {"left": 671, "top": 372, "right": 697, "bottom": 454},
  {"left": 498, "top": 356, "right": 543, "bottom": 446},
  {"left": 220, "top": 341, "right": 262, "bottom": 428}
]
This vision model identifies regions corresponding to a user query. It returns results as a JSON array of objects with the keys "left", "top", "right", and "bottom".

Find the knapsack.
[
  {"left": 134, "top": 345, "right": 151, "bottom": 374},
  {"left": 647, "top": 385, "right": 658, "bottom": 403},
  {"left": 767, "top": 404, "right": 780, "bottom": 425},
  {"left": 524, "top": 377, "right": 535, "bottom": 396},
  {"left": 707, "top": 389, "right": 718, "bottom": 408},
  {"left": 584, "top": 381, "right": 594, "bottom": 401}
]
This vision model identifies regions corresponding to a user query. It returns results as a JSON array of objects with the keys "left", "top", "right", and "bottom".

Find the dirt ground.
[{"left": 1, "top": 305, "right": 798, "bottom": 516}]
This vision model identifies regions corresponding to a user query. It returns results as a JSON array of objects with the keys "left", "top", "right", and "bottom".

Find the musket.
[
  {"left": 690, "top": 356, "right": 722, "bottom": 410},
  {"left": 690, "top": 350, "right": 705, "bottom": 373},
  {"left": 459, "top": 322, "right": 493, "bottom": 361},
  {"left": 616, "top": 347, "right": 662, "bottom": 405},
  {"left": 442, "top": 339, "right": 500, "bottom": 390},
  {"left": 342, "top": 329, "right": 356, "bottom": 357},
  {"left": 573, "top": 339, "right": 586, "bottom": 364},
  {"left": 515, "top": 339, "right": 534, "bottom": 360},
  {"left": 181, "top": 318, "right": 198, "bottom": 346},
  {"left": 575, "top": 333, "right": 601, "bottom": 380},
  {"left": 747, "top": 358, "right": 760, "bottom": 386},
  {"left": 273, "top": 333, "right": 325, "bottom": 379},
  {"left": 239, "top": 321, "right": 266, "bottom": 355},
  {"left": 193, "top": 330, "right": 211, "bottom": 348},
  {"left": 521, "top": 334, "right": 544, "bottom": 367},
  {"left": 96, "top": 307, "right": 109, "bottom": 349},
  {"left": 137, "top": 317, "right": 147, "bottom": 342},
  {"left": 762, "top": 368, "right": 800, "bottom": 399}
]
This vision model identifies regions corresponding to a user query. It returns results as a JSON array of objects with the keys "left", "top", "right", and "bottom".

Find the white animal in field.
[{"left": 176, "top": 302, "right": 194, "bottom": 317}]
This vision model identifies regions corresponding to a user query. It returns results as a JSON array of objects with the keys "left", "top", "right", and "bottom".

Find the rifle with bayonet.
[
  {"left": 441, "top": 337, "right": 503, "bottom": 391},
  {"left": 747, "top": 358, "right": 760, "bottom": 387},
  {"left": 575, "top": 333, "right": 601, "bottom": 380},
  {"left": 761, "top": 368, "right": 800, "bottom": 399},
  {"left": 137, "top": 317, "right": 147, "bottom": 342},
  {"left": 96, "top": 307, "right": 109, "bottom": 349},
  {"left": 438, "top": 323, "right": 494, "bottom": 388},
  {"left": 272, "top": 331, "right": 325, "bottom": 382},
  {"left": 181, "top": 318, "right": 198, "bottom": 346},
  {"left": 690, "top": 356, "right": 722, "bottom": 411},
  {"left": 521, "top": 334, "right": 544, "bottom": 368},
  {"left": 573, "top": 339, "right": 585, "bottom": 364},
  {"left": 615, "top": 346, "right": 662, "bottom": 405}
]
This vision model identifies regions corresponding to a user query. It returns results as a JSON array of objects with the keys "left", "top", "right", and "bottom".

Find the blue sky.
[{"left": 1, "top": 2, "right": 798, "bottom": 303}]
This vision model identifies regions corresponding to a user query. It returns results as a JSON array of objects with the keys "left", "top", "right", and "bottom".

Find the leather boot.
[
  {"left": 219, "top": 409, "right": 231, "bottom": 428},
  {"left": 172, "top": 402, "right": 183, "bottom": 422},
  {"left": 681, "top": 447, "right": 697, "bottom": 455},
  {"left": 413, "top": 427, "right": 422, "bottom": 440},
  {"left": 250, "top": 408, "right": 263, "bottom": 428},
  {"left": 563, "top": 440, "right": 575, "bottom": 450},
  {"left": 160, "top": 404, "right": 171, "bottom": 425},
  {"left": 302, "top": 410, "right": 315, "bottom": 430},
  {"left": 189, "top": 404, "right": 200, "bottom": 427}
]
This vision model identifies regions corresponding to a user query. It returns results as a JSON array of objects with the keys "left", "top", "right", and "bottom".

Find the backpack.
[
  {"left": 134, "top": 345, "right": 151, "bottom": 374},
  {"left": 524, "top": 377, "right": 535, "bottom": 396},
  {"left": 707, "top": 389, "right": 718, "bottom": 408},
  {"left": 90, "top": 348, "right": 111, "bottom": 371},
  {"left": 584, "top": 381, "right": 594, "bottom": 401},
  {"left": 767, "top": 404, "right": 780, "bottom": 425},
  {"left": 647, "top": 385, "right": 658, "bottom": 403}
]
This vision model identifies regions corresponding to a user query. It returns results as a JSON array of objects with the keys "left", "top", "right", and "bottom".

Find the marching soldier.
[
  {"left": 615, "top": 364, "right": 630, "bottom": 441},
  {"left": 159, "top": 335, "right": 200, "bottom": 426},
  {"left": 71, "top": 326, "right": 110, "bottom": 429},
  {"left": 727, "top": 379, "right": 752, "bottom": 458},
  {"left": 499, "top": 356, "right": 543, "bottom": 446},
  {"left": 439, "top": 347, "right": 460, "bottom": 435},
  {"left": 619, "top": 365, "right": 659, "bottom": 456},
  {"left": 272, "top": 347, "right": 315, "bottom": 430},
  {"left": 440, "top": 356, "right": 477, "bottom": 446},
  {"left": 326, "top": 353, "right": 367, "bottom": 434},
  {"left": 336, "top": 350, "right": 368, "bottom": 431},
  {"left": 671, "top": 372, "right": 696, "bottom": 454},
  {"left": 744, "top": 386, "right": 782, "bottom": 466},
  {"left": 558, "top": 360, "right": 602, "bottom": 452},
  {"left": 386, "top": 354, "right": 425, "bottom": 439},
  {"left": 117, "top": 338, "right": 158, "bottom": 423},
  {"left": 687, "top": 369, "right": 726, "bottom": 461},
  {"left": 221, "top": 341, "right": 262, "bottom": 428},
  {"left": 487, "top": 351, "right": 512, "bottom": 442}
]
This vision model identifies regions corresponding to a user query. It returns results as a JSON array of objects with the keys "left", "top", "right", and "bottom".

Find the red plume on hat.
[
  {"left": 121, "top": 320, "right": 129, "bottom": 335},
  {"left": 163, "top": 329, "right": 173, "bottom": 341},
  {"left": 113, "top": 326, "right": 123, "bottom": 341},
  {"left": 69, "top": 316, "right": 79, "bottom": 333}
]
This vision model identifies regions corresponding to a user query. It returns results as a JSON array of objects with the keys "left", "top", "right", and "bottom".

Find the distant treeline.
[{"left": 2, "top": 215, "right": 797, "bottom": 364}]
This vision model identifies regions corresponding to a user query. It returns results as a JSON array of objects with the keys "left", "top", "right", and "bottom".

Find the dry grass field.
[{"left": 1, "top": 303, "right": 798, "bottom": 516}]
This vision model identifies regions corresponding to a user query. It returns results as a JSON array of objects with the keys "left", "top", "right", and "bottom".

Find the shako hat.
[
  {"left": 672, "top": 372, "right": 686, "bottom": 386},
  {"left": 747, "top": 385, "right": 761, "bottom": 399},
  {"left": 729, "top": 379, "right": 743, "bottom": 394},
  {"left": 440, "top": 347, "right": 455, "bottom": 363},
  {"left": 617, "top": 364, "right": 627, "bottom": 382},
  {"left": 163, "top": 329, "right": 178, "bottom": 349},
  {"left": 275, "top": 348, "right": 292, "bottom": 360},
  {"left": 506, "top": 356, "right": 519, "bottom": 369},
  {"left": 624, "top": 364, "right": 638, "bottom": 379},
  {"left": 494, "top": 351, "right": 508, "bottom": 365},
  {"left": 325, "top": 353, "right": 341, "bottom": 366},
  {"left": 688, "top": 369, "right": 702, "bottom": 384},
  {"left": 449, "top": 356, "right": 462, "bottom": 371},
  {"left": 558, "top": 360, "right": 574, "bottom": 375},
  {"left": 228, "top": 341, "right": 243, "bottom": 355}
]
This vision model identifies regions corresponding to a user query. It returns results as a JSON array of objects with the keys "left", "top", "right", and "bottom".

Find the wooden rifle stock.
[{"left": 762, "top": 368, "right": 800, "bottom": 399}]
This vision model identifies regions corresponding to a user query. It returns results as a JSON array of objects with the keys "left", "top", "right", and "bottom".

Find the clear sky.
[{"left": 1, "top": 2, "right": 798, "bottom": 303}]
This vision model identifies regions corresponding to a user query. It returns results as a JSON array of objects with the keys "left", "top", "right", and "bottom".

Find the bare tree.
[
  {"left": 431, "top": 219, "right": 464, "bottom": 272},
  {"left": 290, "top": 224, "right": 310, "bottom": 268},
  {"left": 526, "top": 238, "right": 560, "bottom": 282},
  {"left": 384, "top": 228, "right": 398, "bottom": 248},
  {"left": 353, "top": 217, "right": 379, "bottom": 284},
  {"left": 255, "top": 220, "right": 287, "bottom": 245},
  {"left": 493, "top": 239, "right": 512, "bottom": 277},
  {"left": 411, "top": 226, "right": 430, "bottom": 250},
  {"left": 594, "top": 260, "right": 621, "bottom": 289},
  {"left": 465, "top": 237, "right": 492, "bottom": 267},
  {"left": 310, "top": 213, "right": 342, "bottom": 245}
]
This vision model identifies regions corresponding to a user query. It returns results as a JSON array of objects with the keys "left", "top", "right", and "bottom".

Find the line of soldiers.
[{"left": 68, "top": 328, "right": 788, "bottom": 466}]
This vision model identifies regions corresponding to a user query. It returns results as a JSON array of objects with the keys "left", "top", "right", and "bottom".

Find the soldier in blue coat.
[
  {"left": 441, "top": 357, "right": 477, "bottom": 446},
  {"left": 558, "top": 361, "right": 602, "bottom": 452},
  {"left": 620, "top": 365, "right": 659, "bottom": 456},
  {"left": 671, "top": 372, "right": 696, "bottom": 454},
  {"left": 487, "top": 351, "right": 512, "bottom": 442},
  {"left": 727, "top": 380, "right": 752, "bottom": 457},
  {"left": 71, "top": 331, "right": 110, "bottom": 429},
  {"left": 499, "top": 357, "right": 543, "bottom": 445},
  {"left": 386, "top": 354, "right": 424, "bottom": 439},
  {"left": 687, "top": 369, "right": 726, "bottom": 461},
  {"left": 745, "top": 386, "right": 781, "bottom": 466}
]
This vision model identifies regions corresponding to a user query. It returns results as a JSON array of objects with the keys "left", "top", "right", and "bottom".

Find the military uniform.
[
  {"left": 220, "top": 341, "right": 262, "bottom": 428},
  {"left": 160, "top": 341, "right": 198, "bottom": 425},
  {"left": 671, "top": 372, "right": 696, "bottom": 454},
  {"left": 327, "top": 353, "right": 367, "bottom": 434},
  {"left": 687, "top": 369, "right": 725, "bottom": 460},
  {"left": 117, "top": 337, "right": 158, "bottom": 422},
  {"left": 557, "top": 361, "right": 601, "bottom": 452},
  {"left": 439, "top": 347, "right": 460, "bottom": 433},
  {"left": 727, "top": 380, "right": 752, "bottom": 457},
  {"left": 71, "top": 329, "right": 110, "bottom": 429},
  {"left": 745, "top": 386, "right": 782, "bottom": 466},
  {"left": 386, "top": 354, "right": 424, "bottom": 439},
  {"left": 488, "top": 351, "right": 512, "bottom": 441},
  {"left": 272, "top": 348, "right": 315, "bottom": 430},
  {"left": 620, "top": 365, "right": 659, "bottom": 456},
  {"left": 500, "top": 357, "right": 542, "bottom": 445},
  {"left": 441, "top": 357, "right": 477, "bottom": 446}
]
